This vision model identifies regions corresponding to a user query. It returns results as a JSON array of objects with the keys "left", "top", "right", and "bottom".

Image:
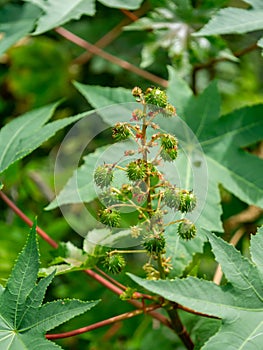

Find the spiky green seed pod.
[
  {"left": 178, "top": 219, "right": 197, "bottom": 240},
  {"left": 103, "top": 253, "right": 126, "bottom": 274},
  {"left": 163, "top": 186, "right": 181, "bottom": 209},
  {"left": 160, "top": 147, "right": 178, "bottom": 162},
  {"left": 126, "top": 159, "right": 147, "bottom": 181},
  {"left": 98, "top": 208, "right": 121, "bottom": 227},
  {"left": 112, "top": 122, "right": 131, "bottom": 141},
  {"left": 145, "top": 87, "right": 168, "bottom": 108},
  {"left": 179, "top": 190, "right": 197, "bottom": 213},
  {"left": 94, "top": 165, "right": 113, "bottom": 188},
  {"left": 143, "top": 233, "right": 166, "bottom": 254},
  {"left": 161, "top": 134, "right": 178, "bottom": 150}
]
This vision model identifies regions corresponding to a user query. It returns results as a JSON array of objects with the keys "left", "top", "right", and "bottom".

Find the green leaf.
[
  {"left": 184, "top": 80, "right": 221, "bottom": 138},
  {"left": 45, "top": 145, "right": 107, "bottom": 210},
  {"left": 74, "top": 81, "right": 135, "bottom": 108},
  {"left": 24, "top": 0, "right": 143, "bottom": 35},
  {"left": 0, "top": 222, "right": 99, "bottom": 349},
  {"left": 128, "top": 227, "right": 263, "bottom": 349},
  {"left": 39, "top": 242, "right": 92, "bottom": 276},
  {"left": 159, "top": 81, "right": 263, "bottom": 230},
  {"left": 250, "top": 226, "right": 263, "bottom": 278},
  {"left": 0, "top": 103, "right": 89, "bottom": 174},
  {"left": 203, "top": 105, "right": 263, "bottom": 208},
  {"left": 167, "top": 66, "right": 193, "bottom": 117},
  {"left": 0, "top": 221, "right": 40, "bottom": 327},
  {"left": 83, "top": 228, "right": 140, "bottom": 250},
  {"left": 0, "top": 3, "right": 41, "bottom": 56},
  {"left": 21, "top": 299, "right": 97, "bottom": 332},
  {"left": 24, "top": 0, "right": 96, "bottom": 35},
  {"left": 195, "top": 7, "right": 263, "bottom": 36}
]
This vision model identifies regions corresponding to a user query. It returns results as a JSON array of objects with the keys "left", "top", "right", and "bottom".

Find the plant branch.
[
  {"left": 94, "top": 266, "right": 156, "bottom": 301},
  {"left": 55, "top": 27, "right": 168, "bottom": 88},
  {"left": 94, "top": 266, "right": 127, "bottom": 291},
  {"left": 73, "top": 5, "right": 149, "bottom": 64},
  {"left": 177, "top": 303, "right": 219, "bottom": 319},
  {"left": 120, "top": 9, "right": 139, "bottom": 21},
  {"left": 46, "top": 304, "right": 160, "bottom": 340},
  {"left": 84, "top": 269, "right": 173, "bottom": 329},
  {"left": 0, "top": 190, "right": 58, "bottom": 248},
  {"left": 166, "top": 307, "right": 194, "bottom": 350}
]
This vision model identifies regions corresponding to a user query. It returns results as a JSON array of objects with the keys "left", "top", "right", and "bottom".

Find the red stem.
[
  {"left": 0, "top": 191, "right": 58, "bottom": 248},
  {"left": 120, "top": 9, "right": 139, "bottom": 21},
  {"left": 84, "top": 269, "right": 172, "bottom": 329},
  {"left": 55, "top": 27, "right": 168, "bottom": 88},
  {"left": 94, "top": 266, "right": 126, "bottom": 290},
  {"left": 94, "top": 267, "right": 157, "bottom": 301},
  {"left": 46, "top": 304, "right": 160, "bottom": 340},
  {"left": 85, "top": 269, "right": 124, "bottom": 295}
]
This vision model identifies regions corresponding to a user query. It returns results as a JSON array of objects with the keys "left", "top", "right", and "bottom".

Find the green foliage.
[
  {"left": 128, "top": 226, "right": 263, "bottom": 349},
  {"left": 195, "top": 1, "right": 263, "bottom": 36},
  {"left": 17, "top": 0, "right": 144, "bottom": 35},
  {"left": 0, "top": 102, "right": 89, "bottom": 174},
  {"left": 194, "top": 0, "right": 263, "bottom": 52},
  {"left": 0, "top": 222, "right": 99, "bottom": 349},
  {"left": 0, "top": 3, "right": 41, "bottom": 55},
  {"left": 39, "top": 241, "right": 94, "bottom": 277},
  {"left": 24, "top": 0, "right": 96, "bottom": 35}
]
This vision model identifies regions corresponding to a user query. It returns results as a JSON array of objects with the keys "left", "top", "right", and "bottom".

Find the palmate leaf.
[
  {"left": 0, "top": 102, "right": 90, "bottom": 174},
  {"left": 128, "top": 226, "right": 263, "bottom": 349},
  {"left": 0, "top": 222, "right": 99, "bottom": 349}
]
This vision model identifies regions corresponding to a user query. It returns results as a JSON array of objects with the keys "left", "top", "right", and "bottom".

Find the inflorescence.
[{"left": 94, "top": 87, "right": 197, "bottom": 278}]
